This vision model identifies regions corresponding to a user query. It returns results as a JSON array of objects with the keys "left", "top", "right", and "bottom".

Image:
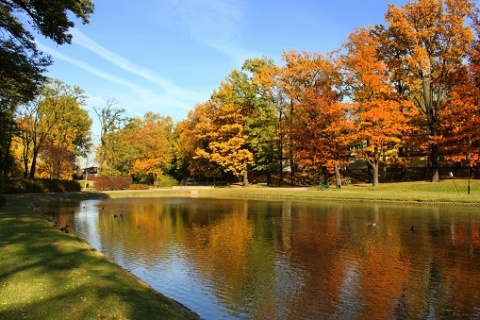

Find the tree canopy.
[{"left": 0, "top": 0, "right": 94, "bottom": 177}]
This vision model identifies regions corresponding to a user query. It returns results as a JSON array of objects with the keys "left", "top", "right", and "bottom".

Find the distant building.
[{"left": 82, "top": 167, "right": 98, "bottom": 179}]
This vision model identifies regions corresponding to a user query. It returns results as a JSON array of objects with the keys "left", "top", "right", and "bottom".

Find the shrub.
[
  {"left": 5, "top": 179, "right": 81, "bottom": 193},
  {"left": 0, "top": 178, "right": 5, "bottom": 206},
  {"left": 129, "top": 184, "right": 150, "bottom": 190},
  {"left": 155, "top": 175, "right": 178, "bottom": 188},
  {"left": 94, "top": 176, "right": 132, "bottom": 191}
]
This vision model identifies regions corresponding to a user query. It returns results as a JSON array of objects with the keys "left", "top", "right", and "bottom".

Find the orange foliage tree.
[
  {"left": 115, "top": 112, "right": 174, "bottom": 184},
  {"left": 375, "top": 0, "right": 475, "bottom": 182},
  {"left": 14, "top": 79, "right": 91, "bottom": 179},
  {"left": 279, "top": 50, "right": 352, "bottom": 187},
  {"left": 442, "top": 11, "right": 480, "bottom": 170},
  {"left": 341, "top": 28, "right": 417, "bottom": 186}
]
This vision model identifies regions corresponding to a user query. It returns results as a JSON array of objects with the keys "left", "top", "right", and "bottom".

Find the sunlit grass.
[
  {"left": 99, "top": 179, "right": 480, "bottom": 205},
  {"left": 197, "top": 180, "right": 480, "bottom": 204}
]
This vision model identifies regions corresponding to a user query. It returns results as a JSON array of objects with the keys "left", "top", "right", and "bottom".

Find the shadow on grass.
[{"left": 0, "top": 193, "right": 199, "bottom": 320}]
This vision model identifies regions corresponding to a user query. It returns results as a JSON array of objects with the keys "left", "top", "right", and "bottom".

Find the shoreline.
[
  {"left": 2, "top": 183, "right": 479, "bottom": 318},
  {"left": 98, "top": 183, "right": 480, "bottom": 207},
  {"left": 0, "top": 193, "right": 201, "bottom": 320}
]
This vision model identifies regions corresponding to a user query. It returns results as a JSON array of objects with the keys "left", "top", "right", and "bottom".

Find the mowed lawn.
[{"left": 103, "top": 179, "right": 480, "bottom": 205}]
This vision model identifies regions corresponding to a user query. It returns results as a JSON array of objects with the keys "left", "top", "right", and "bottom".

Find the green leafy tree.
[
  {"left": 0, "top": 0, "right": 94, "bottom": 176},
  {"left": 94, "top": 98, "right": 129, "bottom": 176},
  {"left": 253, "top": 60, "right": 290, "bottom": 186},
  {"left": 242, "top": 57, "right": 279, "bottom": 185}
]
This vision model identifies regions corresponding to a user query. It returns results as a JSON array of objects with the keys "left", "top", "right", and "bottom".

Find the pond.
[{"left": 42, "top": 198, "right": 480, "bottom": 319}]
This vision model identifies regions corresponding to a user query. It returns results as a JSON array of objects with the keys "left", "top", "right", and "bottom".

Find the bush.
[
  {"left": 129, "top": 184, "right": 150, "bottom": 190},
  {"left": 94, "top": 176, "right": 132, "bottom": 191},
  {"left": 0, "top": 178, "right": 5, "bottom": 206},
  {"left": 5, "top": 179, "right": 82, "bottom": 193},
  {"left": 155, "top": 175, "right": 178, "bottom": 188}
]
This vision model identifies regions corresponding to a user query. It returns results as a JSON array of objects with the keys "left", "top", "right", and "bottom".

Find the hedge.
[
  {"left": 94, "top": 176, "right": 132, "bottom": 191},
  {"left": 5, "top": 179, "right": 82, "bottom": 193}
]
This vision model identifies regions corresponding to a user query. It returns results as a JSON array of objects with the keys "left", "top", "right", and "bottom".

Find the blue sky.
[{"left": 36, "top": 0, "right": 406, "bottom": 135}]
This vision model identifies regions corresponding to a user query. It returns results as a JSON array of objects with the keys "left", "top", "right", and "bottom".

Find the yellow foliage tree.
[{"left": 194, "top": 71, "right": 254, "bottom": 186}]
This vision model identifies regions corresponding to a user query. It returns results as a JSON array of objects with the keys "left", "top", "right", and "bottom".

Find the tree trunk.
[
  {"left": 23, "top": 157, "right": 29, "bottom": 178},
  {"left": 29, "top": 151, "right": 39, "bottom": 179},
  {"left": 243, "top": 171, "right": 249, "bottom": 187},
  {"left": 334, "top": 163, "right": 342, "bottom": 189},
  {"left": 372, "top": 161, "right": 379, "bottom": 186},
  {"left": 278, "top": 141, "right": 283, "bottom": 187},
  {"left": 278, "top": 109, "right": 284, "bottom": 187},
  {"left": 430, "top": 144, "right": 440, "bottom": 182}
]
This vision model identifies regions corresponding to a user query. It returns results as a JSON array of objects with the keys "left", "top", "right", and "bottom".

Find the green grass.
[
  {"left": 0, "top": 193, "right": 200, "bottom": 320},
  {"left": 98, "top": 179, "right": 480, "bottom": 205}
]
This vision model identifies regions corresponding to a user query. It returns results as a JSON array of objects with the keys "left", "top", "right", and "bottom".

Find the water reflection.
[{"left": 42, "top": 198, "right": 480, "bottom": 319}]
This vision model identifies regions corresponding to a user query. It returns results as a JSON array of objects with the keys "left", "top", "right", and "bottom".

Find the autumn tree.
[
  {"left": 279, "top": 51, "right": 352, "bottom": 187},
  {"left": 341, "top": 28, "right": 417, "bottom": 186},
  {"left": 442, "top": 10, "right": 480, "bottom": 171},
  {"left": 375, "top": 0, "right": 476, "bottom": 182},
  {"left": 15, "top": 79, "right": 92, "bottom": 179},
  {"left": 177, "top": 103, "right": 222, "bottom": 183},
  {"left": 172, "top": 118, "right": 195, "bottom": 182},
  {"left": 172, "top": 107, "right": 216, "bottom": 183},
  {"left": 115, "top": 112, "right": 174, "bottom": 184},
  {"left": 194, "top": 71, "right": 254, "bottom": 186}
]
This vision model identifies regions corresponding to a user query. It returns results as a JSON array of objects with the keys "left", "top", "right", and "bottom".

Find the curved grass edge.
[{"left": 0, "top": 193, "right": 201, "bottom": 320}]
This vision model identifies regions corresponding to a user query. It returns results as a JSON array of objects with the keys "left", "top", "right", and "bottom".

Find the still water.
[{"left": 42, "top": 198, "right": 480, "bottom": 319}]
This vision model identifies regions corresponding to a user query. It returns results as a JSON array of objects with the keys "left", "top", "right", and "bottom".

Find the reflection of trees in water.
[{"left": 49, "top": 199, "right": 480, "bottom": 319}]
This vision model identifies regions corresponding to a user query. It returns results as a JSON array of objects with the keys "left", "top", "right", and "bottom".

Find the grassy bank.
[
  {"left": 0, "top": 193, "right": 200, "bottom": 320},
  {"left": 104, "top": 179, "right": 480, "bottom": 205}
]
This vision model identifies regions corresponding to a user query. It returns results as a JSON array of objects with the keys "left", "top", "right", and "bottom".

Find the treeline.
[
  {"left": 172, "top": 0, "right": 480, "bottom": 186},
  {"left": 2, "top": 0, "right": 480, "bottom": 188}
]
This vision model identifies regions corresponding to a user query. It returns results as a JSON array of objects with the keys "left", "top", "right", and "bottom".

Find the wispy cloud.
[
  {"left": 36, "top": 41, "right": 192, "bottom": 114},
  {"left": 68, "top": 28, "right": 204, "bottom": 100}
]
